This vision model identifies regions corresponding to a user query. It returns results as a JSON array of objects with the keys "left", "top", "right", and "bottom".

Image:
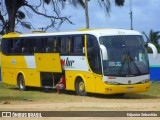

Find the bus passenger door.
[{"left": 86, "top": 35, "right": 102, "bottom": 93}]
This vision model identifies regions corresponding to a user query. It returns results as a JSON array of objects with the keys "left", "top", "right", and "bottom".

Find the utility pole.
[
  {"left": 85, "top": 0, "right": 89, "bottom": 28},
  {"left": 129, "top": 0, "right": 133, "bottom": 30}
]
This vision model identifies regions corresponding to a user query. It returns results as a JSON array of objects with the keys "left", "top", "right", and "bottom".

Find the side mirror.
[
  {"left": 100, "top": 45, "right": 108, "bottom": 60},
  {"left": 144, "top": 43, "right": 148, "bottom": 48},
  {"left": 147, "top": 43, "right": 158, "bottom": 58}
]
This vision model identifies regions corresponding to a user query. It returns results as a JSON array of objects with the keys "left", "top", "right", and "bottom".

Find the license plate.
[{"left": 127, "top": 87, "right": 134, "bottom": 90}]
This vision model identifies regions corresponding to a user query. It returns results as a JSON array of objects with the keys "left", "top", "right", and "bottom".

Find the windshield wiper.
[
  {"left": 127, "top": 52, "right": 141, "bottom": 75},
  {"left": 118, "top": 49, "right": 141, "bottom": 76},
  {"left": 118, "top": 52, "right": 128, "bottom": 75}
]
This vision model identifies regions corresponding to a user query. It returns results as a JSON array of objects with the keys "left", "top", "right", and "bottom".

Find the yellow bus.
[{"left": 1, "top": 29, "right": 158, "bottom": 95}]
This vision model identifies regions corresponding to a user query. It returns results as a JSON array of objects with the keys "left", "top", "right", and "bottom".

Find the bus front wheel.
[
  {"left": 75, "top": 78, "right": 86, "bottom": 96},
  {"left": 18, "top": 74, "right": 26, "bottom": 91}
]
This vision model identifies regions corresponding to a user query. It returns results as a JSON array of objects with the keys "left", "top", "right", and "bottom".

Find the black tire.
[
  {"left": 18, "top": 74, "right": 26, "bottom": 91},
  {"left": 116, "top": 93, "right": 125, "bottom": 97},
  {"left": 112, "top": 93, "right": 125, "bottom": 97},
  {"left": 75, "top": 78, "right": 86, "bottom": 96}
]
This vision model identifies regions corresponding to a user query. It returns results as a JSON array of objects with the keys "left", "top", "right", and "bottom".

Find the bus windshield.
[{"left": 99, "top": 35, "right": 149, "bottom": 77}]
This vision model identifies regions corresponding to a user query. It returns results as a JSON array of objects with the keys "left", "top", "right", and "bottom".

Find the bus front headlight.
[
  {"left": 141, "top": 79, "right": 149, "bottom": 84},
  {"left": 107, "top": 81, "right": 119, "bottom": 85}
]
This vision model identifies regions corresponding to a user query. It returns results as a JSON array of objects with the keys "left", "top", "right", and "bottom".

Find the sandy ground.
[
  {"left": 0, "top": 97, "right": 160, "bottom": 120},
  {"left": 1, "top": 101, "right": 160, "bottom": 111}
]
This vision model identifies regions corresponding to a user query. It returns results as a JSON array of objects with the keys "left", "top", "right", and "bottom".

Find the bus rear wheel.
[
  {"left": 18, "top": 74, "right": 26, "bottom": 91},
  {"left": 75, "top": 78, "right": 86, "bottom": 96}
]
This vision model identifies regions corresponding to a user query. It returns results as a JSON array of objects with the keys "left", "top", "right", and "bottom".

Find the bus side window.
[
  {"left": 9, "top": 39, "right": 14, "bottom": 54},
  {"left": 5, "top": 39, "right": 12, "bottom": 54},
  {"left": 71, "top": 36, "right": 84, "bottom": 54},
  {"left": 45, "top": 36, "right": 56, "bottom": 53},
  {"left": 2, "top": 39, "right": 15, "bottom": 55},
  {"left": 32, "top": 39, "right": 37, "bottom": 53},
  {"left": 15, "top": 39, "right": 22, "bottom": 54},
  {"left": 60, "top": 36, "right": 70, "bottom": 54},
  {"left": 45, "top": 37, "right": 51, "bottom": 52},
  {"left": 33, "top": 38, "right": 44, "bottom": 53},
  {"left": 55, "top": 37, "right": 61, "bottom": 52},
  {"left": 21, "top": 38, "right": 30, "bottom": 54},
  {"left": 10, "top": 39, "right": 22, "bottom": 54},
  {"left": 52, "top": 37, "right": 57, "bottom": 52},
  {"left": 2, "top": 39, "right": 9, "bottom": 54},
  {"left": 87, "top": 35, "right": 102, "bottom": 75}
]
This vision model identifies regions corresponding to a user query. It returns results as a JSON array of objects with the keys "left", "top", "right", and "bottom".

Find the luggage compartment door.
[{"left": 34, "top": 53, "right": 62, "bottom": 72}]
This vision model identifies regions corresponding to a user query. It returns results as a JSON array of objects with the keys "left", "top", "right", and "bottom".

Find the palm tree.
[
  {"left": 142, "top": 30, "right": 160, "bottom": 44},
  {"left": 83, "top": 0, "right": 125, "bottom": 28},
  {"left": 143, "top": 30, "right": 160, "bottom": 53},
  {"left": 60, "top": 0, "right": 125, "bottom": 29},
  {"left": 0, "top": 0, "right": 125, "bottom": 34}
]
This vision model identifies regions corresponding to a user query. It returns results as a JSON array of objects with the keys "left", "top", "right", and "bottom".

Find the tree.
[
  {"left": 0, "top": 0, "right": 84, "bottom": 35},
  {"left": 142, "top": 30, "right": 160, "bottom": 44},
  {"left": 0, "top": 0, "right": 125, "bottom": 35},
  {"left": 143, "top": 30, "right": 160, "bottom": 53},
  {"left": 84, "top": 0, "right": 125, "bottom": 28}
]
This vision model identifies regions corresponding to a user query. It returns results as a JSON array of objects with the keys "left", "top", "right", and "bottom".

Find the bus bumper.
[{"left": 104, "top": 82, "right": 150, "bottom": 94}]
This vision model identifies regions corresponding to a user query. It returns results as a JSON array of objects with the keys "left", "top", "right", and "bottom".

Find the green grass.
[
  {"left": 0, "top": 83, "right": 83, "bottom": 103},
  {"left": 142, "top": 82, "right": 160, "bottom": 96},
  {"left": 125, "top": 82, "right": 160, "bottom": 99},
  {"left": 0, "top": 82, "right": 160, "bottom": 103}
]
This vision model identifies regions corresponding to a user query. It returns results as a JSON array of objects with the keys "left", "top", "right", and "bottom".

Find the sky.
[{"left": 16, "top": 0, "right": 160, "bottom": 36}]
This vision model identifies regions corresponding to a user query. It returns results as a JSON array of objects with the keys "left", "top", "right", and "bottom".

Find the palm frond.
[
  {"left": 143, "top": 30, "right": 160, "bottom": 44},
  {"left": 97, "top": 0, "right": 111, "bottom": 15},
  {"left": 77, "top": 0, "right": 85, "bottom": 9},
  {"left": 115, "top": 0, "right": 125, "bottom": 6},
  {"left": 142, "top": 31, "right": 150, "bottom": 42},
  {"left": 44, "top": 0, "right": 51, "bottom": 4}
]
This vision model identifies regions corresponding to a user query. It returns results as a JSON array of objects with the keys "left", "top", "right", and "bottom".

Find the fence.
[{"left": 149, "top": 54, "right": 160, "bottom": 81}]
